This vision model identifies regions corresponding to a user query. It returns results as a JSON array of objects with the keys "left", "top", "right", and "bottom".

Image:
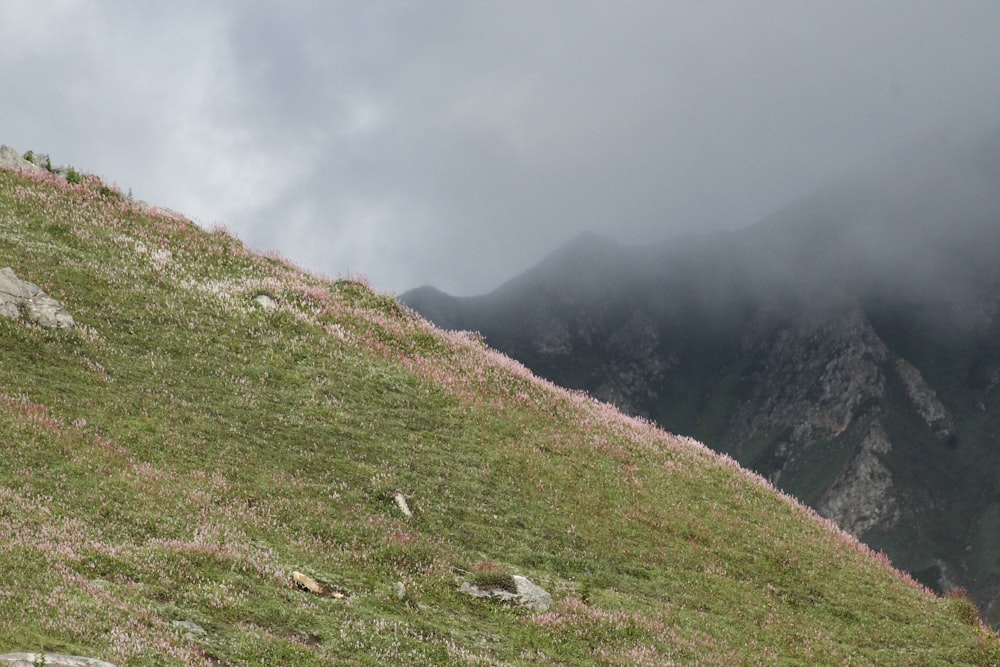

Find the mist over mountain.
[{"left": 401, "top": 128, "right": 1000, "bottom": 622}]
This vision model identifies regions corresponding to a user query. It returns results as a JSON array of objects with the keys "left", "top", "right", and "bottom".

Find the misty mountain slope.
[
  {"left": 6, "top": 160, "right": 998, "bottom": 664},
  {"left": 400, "top": 129, "right": 1000, "bottom": 624}
]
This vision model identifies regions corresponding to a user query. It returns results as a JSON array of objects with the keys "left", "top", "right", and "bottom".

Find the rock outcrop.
[
  {"left": 0, "top": 145, "right": 45, "bottom": 174},
  {"left": 0, "top": 146, "right": 84, "bottom": 182},
  {"left": 171, "top": 619, "right": 207, "bottom": 640},
  {"left": 732, "top": 295, "right": 891, "bottom": 464},
  {"left": 253, "top": 293, "right": 277, "bottom": 311},
  {"left": 0, "top": 267, "right": 75, "bottom": 329},
  {"left": 893, "top": 357, "right": 953, "bottom": 436},
  {"left": 23, "top": 151, "right": 75, "bottom": 180},
  {"left": 816, "top": 422, "right": 900, "bottom": 535},
  {"left": 459, "top": 575, "right": 552, "bottom": 611}
]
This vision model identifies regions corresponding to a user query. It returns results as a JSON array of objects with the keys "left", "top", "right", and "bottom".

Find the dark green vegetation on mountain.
[
  {"left": 402, "top": 130, "right": 1000, "bottom": 628},
  {"left": 1, "top": 157, "right": 997, "bottom": 665}
]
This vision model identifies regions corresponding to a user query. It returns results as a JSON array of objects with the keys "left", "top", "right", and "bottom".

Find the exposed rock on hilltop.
[
  {"left": 0, "top": 145, "right": 87, "bottom": 183},
  {"left": 0, "top": 145, "right": 44, "bottom": 173}
]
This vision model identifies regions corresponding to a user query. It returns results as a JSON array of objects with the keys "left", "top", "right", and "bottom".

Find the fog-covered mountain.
[{"left": 401, "top": 129, "right": 1000, "bottom": 622}]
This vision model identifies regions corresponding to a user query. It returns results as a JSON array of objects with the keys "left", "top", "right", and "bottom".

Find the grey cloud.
[{"left": 2, "top": 2, "right": 999, "bottom": 294}]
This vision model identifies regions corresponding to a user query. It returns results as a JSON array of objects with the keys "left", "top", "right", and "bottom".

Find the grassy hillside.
[{"left": 0, "top": 165, "right": 997, "bottom": 665}]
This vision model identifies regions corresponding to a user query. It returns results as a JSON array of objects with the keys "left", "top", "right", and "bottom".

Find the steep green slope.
[{"left": 0, "top": 166, "right": 997, "bottom": 665}]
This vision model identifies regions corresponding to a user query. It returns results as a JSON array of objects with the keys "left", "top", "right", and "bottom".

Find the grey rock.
[
  {"left": 459, "top": 580, "right": 519, "bottom": 604},
  {"left": 22, "top": 152, "right": 73, "bottom": 179},
  {"left": 25, "top": 152, "right": 51, "bottom": 170},
  {"left": 0, "top": 146, "right": 44, "bottom": 174},
  {"left": 894, "top": 357, "right": 953, "bottom": 436},
  {"left": 172, "top": 620, "right": 206, "bottom": 635},
  {"left": 511, "top": 575, "right": 552, "bottom": 611},
  {"left": 0, "top": 300, "right": 19, "bottom": 320},
  {"left": 0, "top": 267, "right": 37, "bottom": 301},
  {"left": 1, "top": 147, "right": 78, "bottom": 181},
  {"left": 171, "top": 619, "right": 207, "bottom": 641},
  {"left": 590, "top": 311, "right": 670, "bottom": 416},
  {"left": 24, "top": 296, "right": 76, "bottom": 329},
  {"left": 459, "top": 575, "right": 551, "bottom": 611},
  {"left": 0, "top": 654, "right": 119, "bottom": 667},
  {"left": 733, "top": 296, "right": 891, "bottom": 453},
  {"left": 0, "top": 267, "right": 75, "bottom": 329},
  {"left": 817, "top": 422, "right": 900, "bottom": 536},
  {"left": 253, "top": 293, "right": 277, "bottom": 310}
]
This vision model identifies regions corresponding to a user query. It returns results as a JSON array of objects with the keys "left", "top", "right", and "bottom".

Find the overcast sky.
[{"left": 2, "top": 2, "right": 999, "bottom": 295}]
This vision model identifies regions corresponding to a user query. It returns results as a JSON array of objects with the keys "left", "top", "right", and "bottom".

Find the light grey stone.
[
  {"left": 171, "top": 620, "right": 206, "bottom": 635},
  {"left": 25, "top": 152, "right": 51, "bottom": 170},
  {"left": 0, "top": 267, "right": 38, "bottom": 300},
  {"left": 24, "top": 294, "right": 75, "bottom": 329},
  {"left": 512, "top": 575, "right": 552, "bottom": 611},
  {"left": 0, "top": 267, "right": 74, "bottom": 329},
  {"left": 459, "top": 580, "right": 519, "bottom": 604},
  {"left": 253, "top": 294, "right": 277, "bottom": 310},
  {"left": 0, "top": 146, "right": 44, "bottom": 173},
  {"left": 0, "top": 300, "right": 19, "bottom": 319},
  {"left": 458, "top": 575, "right": 551, "bottom": 611}
]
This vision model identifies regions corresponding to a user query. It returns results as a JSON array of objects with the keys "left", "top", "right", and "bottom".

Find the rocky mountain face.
[{"left": 401, "top": 129, "right": 1000, "bottom": 622}]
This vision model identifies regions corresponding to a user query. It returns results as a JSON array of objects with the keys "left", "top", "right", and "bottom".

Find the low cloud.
[{"left": 2, "top": 1, "right": 999, "bottom": 295}]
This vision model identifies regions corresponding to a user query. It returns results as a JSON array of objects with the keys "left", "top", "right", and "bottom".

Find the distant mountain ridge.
[{"left": 401, "top": 128, "right": 1000, "bottom": 623}]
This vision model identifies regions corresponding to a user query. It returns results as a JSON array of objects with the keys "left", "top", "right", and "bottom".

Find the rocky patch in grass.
[
  {"left": 0, "top": 267, "right": 75, "bottom": 329},
  {"left": 459, "top": 573, "right": 552, "bottom": 611}
]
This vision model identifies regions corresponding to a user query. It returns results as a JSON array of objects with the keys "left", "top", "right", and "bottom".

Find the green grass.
[{"left": 0, "top": 167, "right": 997, "bottom": 665}]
